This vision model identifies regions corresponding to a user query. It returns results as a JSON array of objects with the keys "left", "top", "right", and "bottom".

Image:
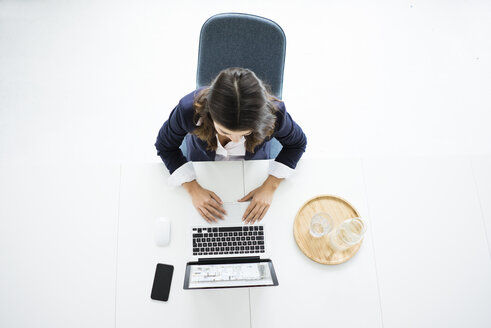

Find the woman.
[{"left": 155, "top": 67, "right": 306, "bottom": 224}]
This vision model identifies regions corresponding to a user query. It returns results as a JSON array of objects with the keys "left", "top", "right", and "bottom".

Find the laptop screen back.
[{"left": 184, "top": 259, "right": 278, "bottom": 289}]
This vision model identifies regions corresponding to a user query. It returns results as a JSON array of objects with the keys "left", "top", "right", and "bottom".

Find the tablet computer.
[{"left": 183, "top": 257, "right": 279, "bottom": 289}]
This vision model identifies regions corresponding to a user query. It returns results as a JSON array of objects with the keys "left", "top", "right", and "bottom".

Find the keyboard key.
[
  {"left": 219, "top": 226, "right": 242, "bottom": 232},
  {"left": 193, "top": 233, "right": 203, "bottom": 238},
  {"left": 259, "top": 226, "right": 263, "bottom": 230}
]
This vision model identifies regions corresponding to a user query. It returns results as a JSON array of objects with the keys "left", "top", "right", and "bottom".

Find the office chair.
[
  {"left": 196, "top": 12, "right": 286, "bottom": 99},
  {"left": 181, "top": 12, "right": 286, "bottom": 158}
]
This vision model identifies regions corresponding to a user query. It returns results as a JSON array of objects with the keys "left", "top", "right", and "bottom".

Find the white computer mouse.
[{"left": 154, "top": 217, "right": 171, "bottom": 247}]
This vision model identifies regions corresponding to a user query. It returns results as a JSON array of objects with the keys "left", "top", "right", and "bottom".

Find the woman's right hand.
[{"left": 182, "top": 180, "right": 226, "bottom": 223}]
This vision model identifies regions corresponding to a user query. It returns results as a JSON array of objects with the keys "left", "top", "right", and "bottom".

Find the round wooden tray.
[{"left": 293, "top": 195, "right": 362, "bottom": 265}]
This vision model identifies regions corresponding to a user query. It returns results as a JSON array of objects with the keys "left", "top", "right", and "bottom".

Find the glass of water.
[
  {"left": 309, "top": 212, "right": 333, "bottom": 238},
  {"left": 329, "top": 217, "right": 367, "bottom": 251}
]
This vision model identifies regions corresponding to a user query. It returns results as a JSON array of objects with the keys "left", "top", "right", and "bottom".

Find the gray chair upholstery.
[{"left": 196, "top": 13, "right": 286, "bottom": 99}]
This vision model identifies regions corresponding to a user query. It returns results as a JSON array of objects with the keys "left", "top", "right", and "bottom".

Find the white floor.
[{"left": 1, "top": 1, "right": 491, "bottom": 327}]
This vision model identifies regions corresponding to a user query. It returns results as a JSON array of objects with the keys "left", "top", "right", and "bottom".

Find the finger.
[
  {"left": 206, "top": 204, "right": 225, "bottom": 220},
  {"left": 253, "top": 205, "right": 268, "bottom": 224},
  {"left": 208, "top": 199, "right": 226, "bottom": 215},
  {"left": 250, "top": 205, "right": 265, "bottom": 224},
  {"left": 209, "top": 191, "right": 223, "bottom": 205},
  {"left": 238, "top": 190, "right": 254, "bottom": 202},
  {"left": 242, "top": 202, "right": 256, "bottom": 222},
  {"left": 200, "top": 207, "right": 217, "bottom": 223},
  {"left": 257, "top": 205, "right": 270, "bottom": 222},
  {"left": 245, "top": 204, "right": 261, "bottom": 224},
  {"left": 198, "top": 208, "right": 212, "bottom": 223}
]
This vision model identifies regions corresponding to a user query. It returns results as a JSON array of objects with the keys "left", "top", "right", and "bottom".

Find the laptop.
[{"left": 183, "top": 202, "right": 279, "bottom": 289}]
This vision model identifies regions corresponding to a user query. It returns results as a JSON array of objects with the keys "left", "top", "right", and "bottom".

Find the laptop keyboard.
[{"left": 192, "top": 225, "right": 265, "bottom": 256}]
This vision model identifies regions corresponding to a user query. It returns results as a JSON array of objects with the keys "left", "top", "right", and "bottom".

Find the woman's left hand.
[{"left": 238, "top": 175, "right": 283, "bottom": 224}]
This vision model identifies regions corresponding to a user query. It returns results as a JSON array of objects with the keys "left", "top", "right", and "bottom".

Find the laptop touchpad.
[{"left": 222, "top": 201, "right": 250, "bottom": 224}]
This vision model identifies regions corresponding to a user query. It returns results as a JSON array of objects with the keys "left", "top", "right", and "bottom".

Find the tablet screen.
[{"left": 185, "top": 260, "right": 277, "bottom": 289}]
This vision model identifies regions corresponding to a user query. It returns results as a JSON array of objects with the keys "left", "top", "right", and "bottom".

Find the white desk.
[
  {"left": 115, "top": 157, "right": 491, "bottom": 328},
  {"left": 3, "top": 158, "right": 490, "bottom": 327},
  {"left": 363, "top": 156, "right": 491, "bottom": 327},
  {"left": 244, "top": 159, "right": 383, "bottom": 328},
  {"left": 471, "top": 155, "right": 491, "bottom": 257},
  {"left": 0, "top": 164, "right": 121, "bottom": 328},
  {"left": 115, "top": 162, "right": 250, "bottom": 328},
  {"left": 115, "top": 159, "right": 383, "bottom": 328}
]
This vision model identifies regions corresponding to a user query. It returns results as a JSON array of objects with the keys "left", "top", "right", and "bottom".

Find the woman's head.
[{"left": 193, "top": 67, "right": 281, "bottom": 152}]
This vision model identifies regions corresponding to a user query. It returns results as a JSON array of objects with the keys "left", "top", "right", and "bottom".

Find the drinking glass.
[
  {"left": 329, "top": 217, "right": 367, "bottom": 251},
  {"left": 309, "top": 212, "right": 333, "bottom": 238}
]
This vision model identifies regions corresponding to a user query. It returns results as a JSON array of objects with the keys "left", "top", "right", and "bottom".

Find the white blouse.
[{"left": 167, "top": 134, "right": 294, "bottom": 186}]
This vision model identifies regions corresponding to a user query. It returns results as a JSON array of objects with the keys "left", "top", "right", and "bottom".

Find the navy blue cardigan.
[{"left": 155, "top": 88, "right": 307, "bottom": 174}]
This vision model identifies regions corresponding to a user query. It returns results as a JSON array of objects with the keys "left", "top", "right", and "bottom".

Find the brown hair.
[{"left": 192, "top": 67, "right": 282, "bottom": 152}]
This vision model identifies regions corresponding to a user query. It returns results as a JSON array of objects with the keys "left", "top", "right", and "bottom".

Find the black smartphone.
[{"left": 150, "top": 263, "right": 174, "bottom": 301}]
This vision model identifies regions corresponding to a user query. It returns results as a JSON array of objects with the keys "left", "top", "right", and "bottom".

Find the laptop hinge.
[{"left": 198, "top": 256, "right": 260, "bottom": 264}]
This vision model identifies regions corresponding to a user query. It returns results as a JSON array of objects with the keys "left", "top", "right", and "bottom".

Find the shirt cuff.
[
  {"left": 167, "top": 162, "right": 196, "bottom": 186},
  {"left": 268, "top": 160, "right": 295, "bottom": 179}
]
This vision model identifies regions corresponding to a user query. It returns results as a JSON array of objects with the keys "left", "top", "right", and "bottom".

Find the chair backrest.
[{"left": 196, "top": 13, "right": 286, "bottom": 99}]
